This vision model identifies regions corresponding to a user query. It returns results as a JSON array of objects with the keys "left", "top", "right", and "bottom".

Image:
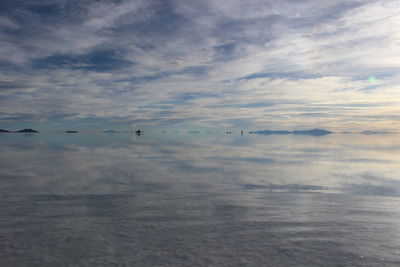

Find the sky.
[{"left": 0, "top": 0, "right": 399, "bottom": 131}]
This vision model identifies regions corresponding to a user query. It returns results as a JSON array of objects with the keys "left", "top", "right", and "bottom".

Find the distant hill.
[
  {"left": 16, "top": 128, "right": 39, "bottom": 133},
  {"left": 0, "top": 129, "right": 11, "bottom": 133},
  {"left": 250, "top": 128, "right": 333, "bottom": 136},
  {"left": 360, "top": 130, "right": 389, "bottom": 135},
  {"left": 66, "top": 130, "right": 78, "bottom": 133},
  {"left": 103, "top": 130, "right": 120, "bottom": 133},
  {"left": 292, "top": 129, "right": 333, "bottom": 136},
  {"left": 249, "top": 130, "right": 290, "bottom": 135}
]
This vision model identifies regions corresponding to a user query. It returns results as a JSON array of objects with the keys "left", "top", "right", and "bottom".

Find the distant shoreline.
[{"left": 0, "top": 128, "right": 398, "bottom": 135}]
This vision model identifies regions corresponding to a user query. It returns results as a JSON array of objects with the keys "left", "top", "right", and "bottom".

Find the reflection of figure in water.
[{"left": 135, "top": 130, "right": 142, "bottom": 136}]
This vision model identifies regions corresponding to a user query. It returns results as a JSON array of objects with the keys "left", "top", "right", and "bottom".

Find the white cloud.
[{"left": 1, "top": 0, "right": 400, "bottom": 131}]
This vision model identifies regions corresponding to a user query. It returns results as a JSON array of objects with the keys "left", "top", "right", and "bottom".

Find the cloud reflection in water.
[{"left": 0, "top": 133, "right": 400, "bottom": 266}]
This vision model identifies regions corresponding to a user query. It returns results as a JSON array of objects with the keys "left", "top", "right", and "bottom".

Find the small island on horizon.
[
  {"left": 0, "top": 128, "right": 40, "bottom": 133},
  {"left": 16, "top": 128, "right": 40, "bottom": 133}
]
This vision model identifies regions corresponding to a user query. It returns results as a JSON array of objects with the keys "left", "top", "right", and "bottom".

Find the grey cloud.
[
  {"left": 344, "top": 183, "right": 399, "bottom": 197},
  {"left": 0, "top": 113, "right": 39, "bottom": 121},
  {"left": 243, "top": 183, "right": 325, "bottom": 191},
  {"left": 31, "top": 48, "right": 134, "bottom": 72},
  {"left": 0, "top": 0, "right": 399, "bottom": 130},
  {"left": 0, "top": 80, "right": 32, "bottom": 91}
]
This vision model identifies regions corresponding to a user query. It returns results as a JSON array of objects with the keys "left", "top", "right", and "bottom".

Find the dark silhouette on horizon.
[
  {"left": 360, "top": 130, "right": 390, "bottom": 135},
  {"left": 16, "top": 128, "right": 39, "bottom": 133},
  {"left": 103, "top": 130, "right": 120, "bottom": 134},
  {"left": 250, "top": 128, "right": 333, "bottom": 136},
  {"left": 0, "top": 127, "right": 395, "bottom": 135}
]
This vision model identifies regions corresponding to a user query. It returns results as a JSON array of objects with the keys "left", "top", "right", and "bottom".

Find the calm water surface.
[{"left": 1, "top": 132, "right": 400, "bottom": 266}]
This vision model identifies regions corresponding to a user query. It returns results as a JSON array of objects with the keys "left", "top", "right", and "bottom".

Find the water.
[{"left": 1, "top": 132, "right": 400, "bottom": 266}]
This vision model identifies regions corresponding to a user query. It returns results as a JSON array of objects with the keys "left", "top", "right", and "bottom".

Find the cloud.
[
  {"left": 31, "top": 48, "right": 134, "bottom": 72},
  {"left": 0, "top": 0, "right": 399, "bottom": 130}
]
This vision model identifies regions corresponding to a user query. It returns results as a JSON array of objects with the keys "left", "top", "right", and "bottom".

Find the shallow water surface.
[{"left": 1, "top": 133, "right": 400, "bottom": 266}]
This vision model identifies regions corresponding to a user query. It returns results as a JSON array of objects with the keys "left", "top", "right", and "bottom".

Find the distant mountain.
[
  {"left": 250, "top": 128, "right": 332, "bottom": 136},
  {"left": 250, "top": 130, "right": 290, "bottom": 135},
  {"left": 292, "top": 129, "right": 333, "bottom": 136},
  {"left": 16, "top": 128, "right": 39, "bottom": 133},
  {"left": 360, "top": 130, "right": 389, "bottom": 135},
  {"left": 103, "top": 130, "right": 120, "bottom": 133},
  {"left": 0, "top": 129, "right": 11, "bottom": 133},
  {"left": 66, "top": 130, "right": 78, "bottom": 133}
]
